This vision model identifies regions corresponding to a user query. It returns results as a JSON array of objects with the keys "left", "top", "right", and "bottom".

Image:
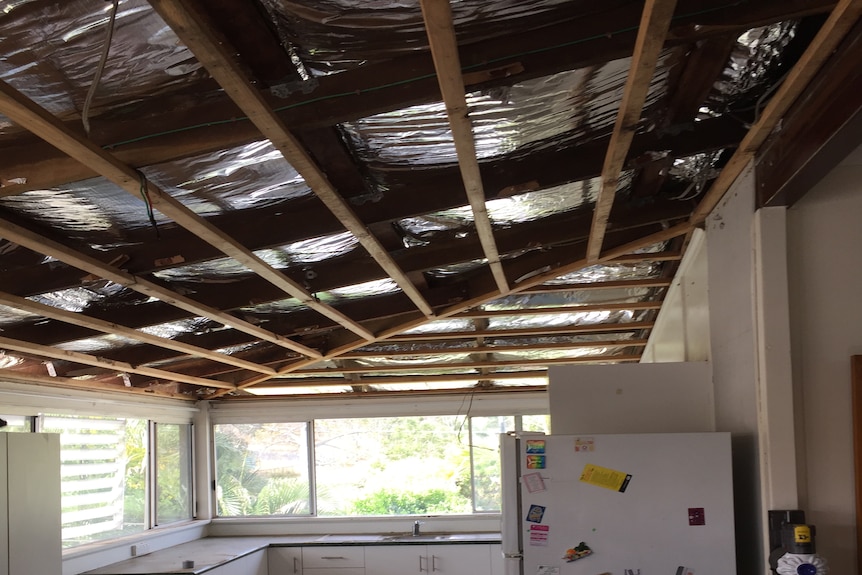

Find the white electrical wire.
[{"left": 82, "top": 0, "right": 120, "bottom": 136}]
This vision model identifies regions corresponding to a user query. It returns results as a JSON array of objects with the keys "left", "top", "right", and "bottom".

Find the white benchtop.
[{"left": 82, "top": 534, "right": 502, "bottom": 574}]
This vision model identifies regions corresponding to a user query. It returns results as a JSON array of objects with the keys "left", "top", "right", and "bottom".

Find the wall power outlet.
[{"left": 130, "top": 543, "right": 151, "bottom": 557}]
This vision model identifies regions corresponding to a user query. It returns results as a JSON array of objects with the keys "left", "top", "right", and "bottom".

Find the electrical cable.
[
  {"left": 138, "top": 171, "right": 160, "bottom": 238},
  {"left": 82, "top": 0, "right": 120, "bottom": 136}
]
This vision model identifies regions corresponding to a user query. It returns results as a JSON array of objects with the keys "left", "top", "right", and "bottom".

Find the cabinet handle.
[
  {"left": 321, "top": 556, "right": 348, "bottom": 560},
  {"left": 293, "top": 557, "right": 299, "bottom": 574},
  {"left": 419, "top": 555, "right": 427, "bottom": 572},
  {"left": 432, "top": 555, "right": 439, "bottom": 572}
]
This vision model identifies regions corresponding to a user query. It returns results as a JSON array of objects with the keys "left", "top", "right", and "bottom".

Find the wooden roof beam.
[
  {"left": 0, "top": 79, "right": 368, "bottom": 345},
  {"left": 587, "top": 0, "right": 679, "bottom": 262},
  {"left": 0, "top": 335, "right": 234, "bottom": 389},
  {"left": 150, "top": 0, "right": 434, "bottom": 320},
  {"left": 0, "top": 290, "right": 276, "bottom": 376},
  {"left": 692, "top": 0, "right": 862, "bottom": 224},
  {"left": 420, "top": 0, "right": 509, "bottom": 295},
  {"left": 0, "top": 216, "right": 320, "bottom": 358}
]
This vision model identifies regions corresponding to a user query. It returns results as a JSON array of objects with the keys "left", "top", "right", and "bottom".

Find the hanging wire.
[
  {"left": 82, "top": 0, "right": 120, "bottom": 136},
  {"left": 138, "top": 171, "right": 160, "bottom": 237}
]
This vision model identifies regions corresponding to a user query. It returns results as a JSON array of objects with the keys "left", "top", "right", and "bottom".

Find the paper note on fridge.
[{"left": 579, "top": 463, "right": 632, "bottom": 492}]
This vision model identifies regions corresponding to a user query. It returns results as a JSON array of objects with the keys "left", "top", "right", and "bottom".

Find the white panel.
[
  {"left": 302, "top": 568, "right": 364, "bottom": 575},
  {"left": 269, "top": 547, "right": 303, "bottom": 575},
  {"left": 208, "top": 550, "right": 268, "bottom": 575},
  {"left": 548, "top": 362, "right": 714, "bottom": 434},
  {"left": 429, "top": 544, "right": 491, "bottom": 575},
  {"left": 644, "top": 228, "right": 711, "bottom": 362},
  {"left": 785, "top": 144, "right": 862, "bottom": 574},
  {"left": 517, "top": 433, "right": 735, "bottom": 575},
  {"left": 302, "top": 546, "right": 365, "bottom": 568},
  {"left": 0, "top": 437, "right": 8, "bottom": 575},
  {"left": 7, "top": 434, "right": 61, "bottom": 575},
  {"left": 365, "top": 545, "right": 425, "bottom": 575}
]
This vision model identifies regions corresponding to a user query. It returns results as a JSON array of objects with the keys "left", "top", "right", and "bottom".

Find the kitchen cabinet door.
[
  {"left": 270, "top": 547, "right": 303, "bottom": 575},
  {"left": 207, "top": 550, "right": 268, "bottom": 575},
  {"left": 364, "top": 544, "right": 492, "bottom": 575}
]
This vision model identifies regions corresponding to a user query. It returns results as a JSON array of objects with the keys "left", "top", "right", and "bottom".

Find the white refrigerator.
[{"left": 500, "top": 432, "right": 736, "bottom": 575}]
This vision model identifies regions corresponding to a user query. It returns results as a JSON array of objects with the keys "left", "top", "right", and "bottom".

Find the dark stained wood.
[
  {"left": 757, "top": 20, "right": 862, "bottom": 207},
  {"left": 0, "top": 0, "right": 826, "bottom": 196},
  {"left": 0, "top": 116, "right": 742, "bottom": 300},
  {"left": 663, "top": 35, "right": 736, "bottom": 125},
  {"left": 188, "top": 0, "right": 302, "bottom": 88}
]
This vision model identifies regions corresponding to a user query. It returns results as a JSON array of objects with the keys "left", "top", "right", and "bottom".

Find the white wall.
[
  {"left": 705, "top": 162, "right": 764, "bottom": 573},
  {"left": 642, "top": 228, "right": 711, "bottom": 362},
  {"left": 547, "top": 362, "right": 714, "bottom": 434},
  {"left": 786, "top": 144, "right": 862, "bottom": 574}
]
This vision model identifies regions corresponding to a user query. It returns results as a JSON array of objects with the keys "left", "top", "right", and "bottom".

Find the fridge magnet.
[
  {"left": 579, "top": 463, "right": 632, "bottom": 493},
  {"left": 624, "top": 570, "right": 641, "bottom": 575},
  {"left": 526, "top": 454, "right": 546, "bottom": 469},
  {"left": 573, "top": 437, "right": 595, "bottom": 452},
  {"left": 536, "top": 566, "right": 559, "bottom": 575},
  {"left": 526, "top": 439, "right": 546, "bottom": 454},
  {"left": 529, "top": 524, "right": 550, "bottom": 546},
  {"left": 523, "top": 472, "right": 546, "bottom": 493},
  {"left": 688, "top": 507, "right": 706, "bottom": 525},
  {"left": 526, "top": 504, "right": 546, "bottom": 523},
  {"left": 675, "top": 567, "right": 695, "bottom": 575},
  {"left": 562, "top": 542, "right": 593, "bottom": 562}
]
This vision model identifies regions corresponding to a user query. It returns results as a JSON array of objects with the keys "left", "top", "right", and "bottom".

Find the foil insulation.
[{"left": 0, "top": 0, "right": 207, "bottom": 134}]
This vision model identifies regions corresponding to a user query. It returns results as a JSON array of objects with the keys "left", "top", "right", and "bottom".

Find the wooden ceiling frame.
[
  {"left": 0, "top": 290, "right": 276, "bottom": 376},
  {"left": 691, "top": 0, "right": 862, "bottom": 224},
  {"left": 0, "top": 79, "right": 371, "bottom": 346},
  {"left": 149, "top": 0, "right": 435, "bottom": 321},
  {"left": 339, "top": 339, "right": 650, "bottom": 359},
  {"left": 0, "top": 217, "right": 320, "bottom": 359},
  {"left": 586, "top": 0, "right": 680, "bottom": 262},
  {"left": 419, "top": 0, "right": 509, "bottom": 295},
  {"left": 0, "top": 335, "right": 234, "bottom": 389},
  {"left": 207, "top": 221, "right": 691, "bottom": 398}
]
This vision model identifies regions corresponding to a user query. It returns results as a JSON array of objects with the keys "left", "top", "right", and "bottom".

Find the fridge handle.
[{"left": 500, "top": 433, "right": 522, "bottom": 558}]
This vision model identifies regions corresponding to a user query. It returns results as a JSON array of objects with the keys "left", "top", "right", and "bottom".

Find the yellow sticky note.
[{"left": 579, "top": 463, "right": 632, "bottom": 492}]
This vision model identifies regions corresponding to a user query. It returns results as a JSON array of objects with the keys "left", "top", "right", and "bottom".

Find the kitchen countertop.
[{"left": 82, "top": 533, "right": 502, "bottom": 575}]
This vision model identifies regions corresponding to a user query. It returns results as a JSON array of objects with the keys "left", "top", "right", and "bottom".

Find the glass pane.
[
  {"left": 0, "top": 414, "right": 32, "bottom": 432},
  {"left": 314, "top": 416, "right": 472, "bottom": 516},
  {"left": 41, "top": 415, "right": 147, "bottom": 547},
  {"left": 522, "top": 414, "right": 550, "bottom": 432},
  {"left": 213, "top": 423, "right": 311, "bottom": 516},
  {"left": 155, "top": 423, "right": 193, "bottom": 525},
  {"left": 469, "top": 416, "right": 514, "bottom": 512}
]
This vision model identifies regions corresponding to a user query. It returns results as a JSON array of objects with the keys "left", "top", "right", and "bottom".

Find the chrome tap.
[{"left": 412, "top": 520, "right": 423, "bottom": 536}]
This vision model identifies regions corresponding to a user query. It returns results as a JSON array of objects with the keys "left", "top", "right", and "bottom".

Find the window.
[
  {"left": 214, "top": 423, "right": 311, "bottom": 517},
  {"left": 41, "top": 415, "right": 148, "bottom": 547},
  {"left": 213, "top": 413, "right": 548, "bottom": 518},
  {"left": 21, "top": 415, "right": 196, "bottom": 548},
  {"left": 0, "top": 414, "right": 33, "bottom": 432},
  {"left": 155, "top": 423, "right": 194, "bottom": 525}
]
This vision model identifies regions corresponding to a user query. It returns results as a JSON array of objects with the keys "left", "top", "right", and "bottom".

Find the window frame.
[{"left": 209, "top": 396, "right": 549, "bottom": 519}]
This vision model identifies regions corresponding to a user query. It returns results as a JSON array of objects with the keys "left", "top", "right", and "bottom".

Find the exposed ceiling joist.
[
  {"left": 420, "top": 0, "right": 509, "bottom": 295},
  {"left": 0, "top": 290, "right": 276, "bottom": 376},
  {"left": 0, "top": 335, "right": 234, "bottom": 389},
  {"left": 0, "top": 79, "right": 373, "bottom": 344},
  {"left": 149, "top": 0, "right": 435, "bottom": 320},
  {"left": 587, "top": 0, "right": 679, "bottom": 262},
  {"left": 0, "top": 217, "right": 321, "bottom": 358},
  {"left": 691, "top": 0, "right": 862, "bottom": 224}
]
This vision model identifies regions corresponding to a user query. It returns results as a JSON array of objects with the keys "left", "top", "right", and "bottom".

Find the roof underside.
[{"left": 0, "top": 0, "right": 858, "bottom": 400}]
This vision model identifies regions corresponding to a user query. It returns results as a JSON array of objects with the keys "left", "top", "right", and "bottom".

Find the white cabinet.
[
  {"left": 271, "top": 546, "right": 365, "bottom": 575},
  {"left": 270, "top": 546, "right": 304, "bottom": 575},
  {"left": 208, "top": 549, "right": 267, "bottom": 575},
  {"left": 364, "top": 544, "right": 492, "bottom": 575},
  {"left": 0, "top": 433, "right": 61, "bottom": 575}
]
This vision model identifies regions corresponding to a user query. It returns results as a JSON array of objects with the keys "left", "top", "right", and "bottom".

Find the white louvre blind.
[{"left": 41, "top": 415, "right": 145, "bottom": 545}]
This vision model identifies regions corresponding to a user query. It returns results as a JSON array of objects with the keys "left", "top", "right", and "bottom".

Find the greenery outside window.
[
  {"left": 0, "top": 414, "right": 33, "bottom": 432},
  {"left": 155, "top": 423, "right": 194, "bottom": 525},
  {"left": 213, "top": 413, "right": 548, "bottom": 518}
]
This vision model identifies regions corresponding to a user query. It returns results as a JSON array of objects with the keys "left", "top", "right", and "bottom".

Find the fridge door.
[
  {"left": 500, "top": 433, "right": 523, "bottom": 575},
  {"left": 516, "top": 433, "right": 736, "bottom": 575}
]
